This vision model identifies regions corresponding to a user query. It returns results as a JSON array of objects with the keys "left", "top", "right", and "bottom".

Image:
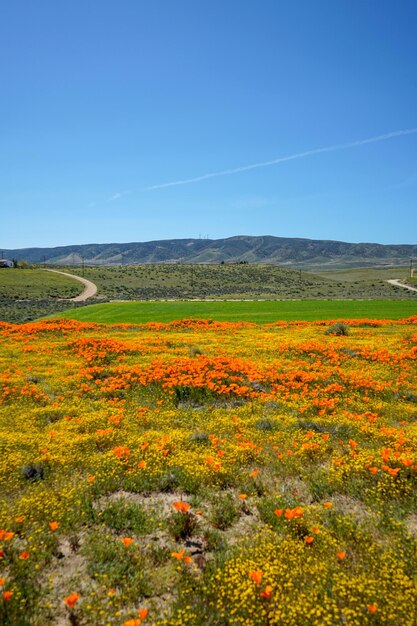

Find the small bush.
[
  {"left": 21, "top": 463, "right": 45, "bottom": 481},
  {"left": 209, "top": 493, "right": 239, "bottom": 530},
  {"left": 254, "top": 418, "right": 276, "bottom": 431},
  {"left": 190, "top": 432, "right": 210, "bottom": 445},
  {"left": 101, "top": 501, "right": 152, "bottom": 535},
  {"left": 168, "top": 510, "right": 197, "bottom": 540},
  {"left": 189, "top": 345, "right": 204, "bottom": 357},
  {"left": 325, "top": 322, "right": 349, "bottom": 336}
]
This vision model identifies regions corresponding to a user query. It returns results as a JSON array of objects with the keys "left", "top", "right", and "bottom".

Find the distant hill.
[{"left": 3, "top": 235, "right": 417, "bottom": 269}]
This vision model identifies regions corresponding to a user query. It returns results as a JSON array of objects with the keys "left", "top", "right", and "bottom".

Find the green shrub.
[{"left": 325, "top": 322, "right": 349, "bottom": 336}]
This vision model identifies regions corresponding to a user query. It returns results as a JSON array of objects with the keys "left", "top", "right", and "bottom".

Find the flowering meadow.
[{"left": 0, "top": 316, "right": 417, "bottom": 625}]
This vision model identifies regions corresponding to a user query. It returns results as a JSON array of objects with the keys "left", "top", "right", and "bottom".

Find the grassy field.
[
  {"left": 0, "top": 269, "right": 87, "bottom": 323},
  {"left": 53, "top": 299, "right": 417, "bottom": 324},
  {"left": 0, "top": 269, "right": 82, "bottom": 299},
  {"left": 64, "top": 263, "right": 414, "bottom": 301},
  {"left": 1, "top": 265, "right": 415, "bottom": 324},
  {"left": 1, "top": 317, "right": 416, "bottom": 625}
]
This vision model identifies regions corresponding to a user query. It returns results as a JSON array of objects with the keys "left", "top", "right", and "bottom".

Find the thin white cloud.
[{"left": 145, "top": 127, "right": 417, "bottom": 191}]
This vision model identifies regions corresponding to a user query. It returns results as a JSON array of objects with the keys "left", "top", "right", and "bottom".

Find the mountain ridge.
[{"left": 3, "top": 235, "right": 417, "bottom": 270}]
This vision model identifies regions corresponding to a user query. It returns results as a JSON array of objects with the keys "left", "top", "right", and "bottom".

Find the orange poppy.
[
  {"left": 172, "top": 501, "right": 191, "bottom": 513},
  {"left": 323, "top": 502, "right": 332, "bottom": 509},
  {"left": 304, "top": 536, "right": 314, "bottom": 544},
  {"left": 336, "top": 551, "right": 346, "bottom": 560},
  {"left": 249, "top": 570, "right": 264, "bottom": 585},
  {"left": 3, "top": 591, "right": 13, "bottom": 601},
  {"left": 138, "top": 608, "right": 148, "bottom": 619},
  {"left": 124, "top": 620, "right": 141, "bottom": 626},
  {"left": 368, "top": 603, "right": 377, "bottom": 614},
  {"left": 249, "top": 469, "right": 259, "bottom": 478},
  {"left": 121, "top": 537, "right": 134, "bottom": 547},
  {"left": 274, "top": 509, "right": 283, "bottom": 517},
  {"left": 64, "top": 592, "right": 80, "bottom": 608},
  {"left": 49, "top": 521, "right": 59, "bottom": 532},
  {"left": 171, "top": 549, "right": 185, "bottom": 560},
  {"left": 19, "top": 551, "right": 30, "bottom": 560},
  {"left": 260, "top": 585, "right": 273, "bottom": 599}
]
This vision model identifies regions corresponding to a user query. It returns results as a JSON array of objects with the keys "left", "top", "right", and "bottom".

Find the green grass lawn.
[{"left": 52, "top": 299, "right": 417, "bottom": 324}]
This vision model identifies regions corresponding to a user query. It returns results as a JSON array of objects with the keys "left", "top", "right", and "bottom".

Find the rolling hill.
[{"left": 3, "top": 235, "right": 417, "bottom": 269}]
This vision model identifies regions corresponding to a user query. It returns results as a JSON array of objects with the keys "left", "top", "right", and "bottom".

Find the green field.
[
  {"left": 53, "top": 299, "right": 417, "bottom": 324},
  {"left": 65, "top": 263, "right": 414, "bottom": 300},
  {"left": 0, "top": 268, "right": 82, "bottom": 298}
]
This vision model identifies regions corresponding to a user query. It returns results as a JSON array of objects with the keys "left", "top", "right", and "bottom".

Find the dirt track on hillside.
[
  {"left": 387, "top": 279, "right": 417, "bottom": 293},
  {"left": 42, "top": 269, "right": 98, "bottom": 301}
]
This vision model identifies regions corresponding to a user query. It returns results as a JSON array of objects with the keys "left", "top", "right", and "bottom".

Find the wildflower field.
[{"left": 1, "top": 316, "right": 417, "bottom": 625}]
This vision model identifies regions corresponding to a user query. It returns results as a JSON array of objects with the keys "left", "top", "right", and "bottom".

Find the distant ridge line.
[{"left": 3, "top": 235, "right": 417, "bottom": 271}]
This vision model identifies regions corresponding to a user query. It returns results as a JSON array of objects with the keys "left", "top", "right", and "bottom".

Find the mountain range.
[{"left": 3, "top": 236, "right": 417, "bottom": 270}]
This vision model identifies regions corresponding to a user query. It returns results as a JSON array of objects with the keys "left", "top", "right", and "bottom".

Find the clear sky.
[{"left": 1, "top": 0, "right": 417, "bottom": 249}]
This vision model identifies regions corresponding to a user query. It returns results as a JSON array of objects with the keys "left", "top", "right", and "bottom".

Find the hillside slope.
[{"left": 4, "top": 235, "right": 417, "bottom": 269}]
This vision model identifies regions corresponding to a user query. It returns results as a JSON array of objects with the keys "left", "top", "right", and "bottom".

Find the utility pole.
[{"left": 411, "top": 258, "right": 414, "bottom": 279}]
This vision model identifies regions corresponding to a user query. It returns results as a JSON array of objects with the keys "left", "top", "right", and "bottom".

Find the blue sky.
[{"left": 1, "top": 0, "right": 417, "bottom": 249}]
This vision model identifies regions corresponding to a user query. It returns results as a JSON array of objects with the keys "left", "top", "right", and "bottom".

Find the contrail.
[{"left": 145, "top": 127, "right": 417, "bottom": 191}]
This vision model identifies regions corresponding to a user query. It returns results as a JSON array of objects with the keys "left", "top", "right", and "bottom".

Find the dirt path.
[
  {"left": 387, "top": 279, "right": 417, "bottom": 293},
  {"left": 42, "top": 269, "right": 98, "bottom": 301}
]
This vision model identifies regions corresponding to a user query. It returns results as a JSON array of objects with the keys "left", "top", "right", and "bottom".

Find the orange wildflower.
[
  {"left": 336, "top": 551, "right": 346, "bottom": 560},
  {"left": 171, "top": 549, "right": 192, "bottom": 563},
  {"left": 15, "top": 516, "right": 25, "bottom": 523},
  {"left": 368, "top": 603, "right": 377, "bottom": 614},
  {"left": 0, "top": 578, "right": 5, "bottom": 587},
  {"left": 121, "top": 537, "right": 134, "bottom": 547},
  {"left": 0, "top": 531, "right": 15, "bottom": 541},
  {"left": 249, "top": 469, "right": 259, "bottom": 478},
  {"left": 124, "top": 620, "right": 141, "bottom": 626},
  {"left": 387, "top": 467, "right": 400, "bottom": 477},
  {"left": 274, "top": 508, "right": 283, "bottom": 517},
  {"left": 249, "top": 570, "right": 264, "bottom": 585},
  {"left": 49, "top": 521, "right": 59, "bottom": 531},
  {"left": 323, "top": 502, "right": 332, "bottom": 509},
  {"left": 138, "top": 608, "right": 148, "bottom": 619},
  {"left": 238, "top": 494, "right": 248, "bottom": 500},
  {"left": 87, "top": 475, "right": 95, "bottom": 483},
  {"left": 304, "top": 536, "right": 314, "bottom": 544},
  {"left": 368, "top": 466, "right": 379, "bottom": 474},
  {"left": 19, "top": 551, "right": 30, "bottom": 560},
  {"left": 260, "top": 585, "right": 273, "bottom": 599},
  {"left": 113, "top": 446, "right": 131, "bottom": 459},
  {"left": 3, "top": 591, "right": 13, "bottom": 601},
  {"left": 138, "top": 460, "right": 146, "bottom": 469},
  {"left": 171, "top": 550, "right": 185, "bottom": 560},
  {"left": 284, "top": 506, "right": 304, "bottom": 520},
  {"left": 172, "top": 501, "right": 190, "bottom": 513},
  {"left": 64, "top": 592, "right": 80, "bottom": 608}
]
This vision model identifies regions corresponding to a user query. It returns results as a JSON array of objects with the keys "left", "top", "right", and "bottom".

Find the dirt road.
[
  {"left": 42, "top": 269, "right": 98, "bottom": 301},
  {"left": 387, "top": 279, "right": 417, "bottom": 293}
]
